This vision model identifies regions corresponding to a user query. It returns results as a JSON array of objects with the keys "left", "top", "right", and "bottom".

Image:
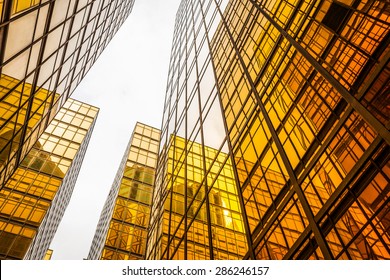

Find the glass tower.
[
  {"left": 0, "top": 98, "right": 98, "bottom": 260},
  {"left": 214, "top": 0, "right": 389, "bottom": 260},
  {"left": 0, "top": 0, "right": 135, "bottom": 187},
  {"left": 88, "top": 122, "right": 160, "bottom": 260},
  {"left": 149, "top": 0, "right": 389, "bottom": 260},
  {"left": 87, "top": 0, "right": 389, "bottom": 260}
]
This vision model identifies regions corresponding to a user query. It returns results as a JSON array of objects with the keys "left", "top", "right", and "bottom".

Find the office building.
[
  {"left": 0, "top": 0, "right": 135, "bottom": 188},
  {"left": 0, "top": 98, "right": 98, "bottom": 260},
  {"left": 88, "top": 122, "right": 160, "bottom": 260},
  {"left": 87, "top": 0, "right": 389, "bottom": 260},
  {"left": 148, "top": 0, "right": 389, "bottom": 260}
]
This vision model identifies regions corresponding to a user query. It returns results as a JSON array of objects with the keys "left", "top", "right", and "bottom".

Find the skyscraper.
[
  {"left": 0, "top": 0, "right": 135, "bottom": 188},
  {"left": 88, "top": 122, "right": 160, "bottom": 260},
  {"left": 0, "top": 98, "right": 98, "bottom": 260},
  {"left": 150, "top": 0, "right": 389, "bottom": 260},
  {"left": 214, "top": 0, "right": 389, "bottom": 260},
  {"left": 89, "top": 0, "right": 389, "bottom": 260}
]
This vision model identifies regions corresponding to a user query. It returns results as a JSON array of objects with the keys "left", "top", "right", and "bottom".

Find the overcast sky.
[{"left": 49, "top": 0, "right": 182, "bottom": 260}]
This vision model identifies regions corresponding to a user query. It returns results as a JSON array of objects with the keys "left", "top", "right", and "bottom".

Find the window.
[
  {"left": 12, "top": 0, "right": 40, "bottom": 15},
  {"left": 322, "top": 2, "right": 351, "bottom": 33}
]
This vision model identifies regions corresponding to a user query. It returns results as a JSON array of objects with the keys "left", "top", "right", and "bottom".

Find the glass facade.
[
  {"left": 147, "top": 135, "right": 247, "bottom": 260},
  {"left": 0, "top": 98, "right": 98, "bottom": 260},
  {"left": 212, "top": 0, "right": 389, "bottom": 260},
  {"left": 84, "top": 0, "right": 390, "bottom": 260},
  {"left": 0, "top": 0, "right": 135, "bottom": 187},
  {"left": 148, "top": 0, "right": 389, "bottom": 260},
  {"left": 88, "top": 122, "right": 160, "bottom": 260}
]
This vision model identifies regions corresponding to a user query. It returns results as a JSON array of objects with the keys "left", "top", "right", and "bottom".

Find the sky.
[{"left": 49, "top": 0, "right": 182, "bottom": 260}]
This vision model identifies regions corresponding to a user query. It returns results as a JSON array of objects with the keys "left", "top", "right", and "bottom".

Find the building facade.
[
  {"left": 88, "top": 122, "right": 160, "bottom": 260},
  {"left": 0, "top": 0, "right": 135, "bottom": 188},
  {"left": 0, "top": 98, "right": 98, "bottom": 260},
  {"left": 148, "top": 0, "right": 389, "bottom": 260},
  {"left": 146, "top": 135, "right": 247, "bottom": 260}
]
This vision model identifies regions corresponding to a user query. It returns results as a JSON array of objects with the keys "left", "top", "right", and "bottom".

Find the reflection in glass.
[
  {"left": 88, "top": 123, "right": 160, "bottom": 260},
  {"left": 0, "top": 99, "right": 97, "bottom": 259}
]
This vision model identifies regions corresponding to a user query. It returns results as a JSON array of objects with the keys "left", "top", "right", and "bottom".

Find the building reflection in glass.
[
  {"left": 0, "top": 98, "right": 98, "bottom": 259},
  {"left": 88, "top": 123, "right": 160, "bottom": 260}
]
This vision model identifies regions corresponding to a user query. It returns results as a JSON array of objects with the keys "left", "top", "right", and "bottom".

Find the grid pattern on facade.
[
  {"left": 147, "top": 135, "right": 247, "bottom": 260},
  {"left": 0, "top": 98, "right": 98, "bottom": 260},
  {"left": 0, "top": 0, "right": 135, "bottom": 187},
  {"left": 146, "top": 0, "right": 252, "bottom": 260},
  {"left": 88, "top": 123, "right": 160, "bottom": 260},
  {"left": 147, "top": 0, "right": 389, "bottom": 260},
  {"left": 25, "top": 101, "right": 97, "bottom": 260},
  {"left": 87, "top": 140, "right": 132, "bottom": 260},
  {"left": 211, "top": 0, "right": 389, "bottom": 259}
]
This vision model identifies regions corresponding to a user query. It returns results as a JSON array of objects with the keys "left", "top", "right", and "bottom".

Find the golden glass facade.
[
  {"left": 0, "top": 98, "right": 98, "bottom": 259},
  {"left": 145, "top": 0, "right": 246, "bottom": 260},
  {"left": 211, "top": 0, "right": 389, "bottom": 260},
  {"left": 0, "top": 0, "right": 135, "bottom": 187},
  {"left": 85, "top": 0, "right": 389, "bottom": 260},
  {"left": 146, "top": 0, "right": 389, "bottom": 260},
  {"left": 88, "top": 122, "right": 160, "bottom": 260},
  {"left": 147, "top": 136, "right": 247, "bottom": 260}
]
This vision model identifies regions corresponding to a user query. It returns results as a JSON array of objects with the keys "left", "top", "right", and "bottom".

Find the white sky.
[{"left": 49, "top": 0, "right": 182, "bottom": 260}]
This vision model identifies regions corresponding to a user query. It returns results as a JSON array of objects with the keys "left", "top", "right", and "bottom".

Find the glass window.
[{"left": 11, "top": 0, "right": 40, "bottom": 15}]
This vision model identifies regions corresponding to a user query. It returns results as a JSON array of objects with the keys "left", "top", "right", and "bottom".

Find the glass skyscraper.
[
  {"left": 211, "top": 0, "right": 389, "bottom": 260},
  {"left": 89, "top": 0, "right": 389, "bottom": 260},
  {"left": 0, "top": 0, "right": 135, "bottom": 188},
  {"left": 153, "top": 0, "right": 389, "bottom": 260},
  {"left": 88, "top": 122, "right": 160, "bottom": 260},
  {"left": 0, "top": 98, "right": 98, "bottom": 260}
]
